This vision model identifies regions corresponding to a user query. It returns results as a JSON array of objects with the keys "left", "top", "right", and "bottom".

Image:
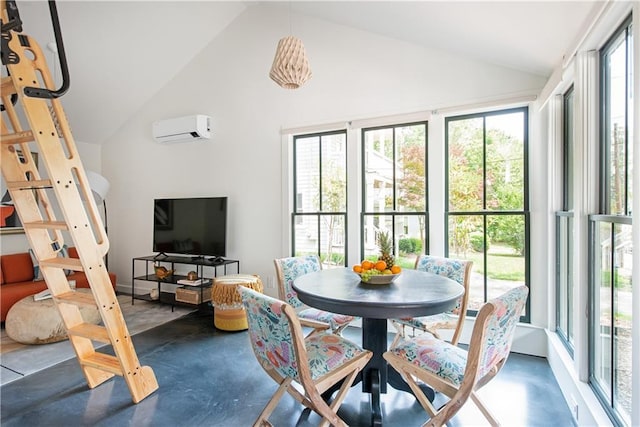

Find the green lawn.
[{"left": 454, "top": 249, "right": 525, "bottom": 281}]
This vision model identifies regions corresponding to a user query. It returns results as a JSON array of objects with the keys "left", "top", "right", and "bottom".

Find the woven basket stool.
[{"left": 212, "top": 274, "right": 263, "bottom": 331}]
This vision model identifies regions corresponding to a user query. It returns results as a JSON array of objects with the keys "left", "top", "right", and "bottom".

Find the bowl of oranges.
[{"left": 352, "top": 260, "right": 402, "bottom": 284}]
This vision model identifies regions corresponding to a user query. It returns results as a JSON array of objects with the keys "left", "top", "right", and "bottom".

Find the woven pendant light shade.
[{"left": 269, "top": 36, "right": 312, "bottom": 89}]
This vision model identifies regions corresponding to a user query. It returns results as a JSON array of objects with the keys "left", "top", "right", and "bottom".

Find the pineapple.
[{"left": 377, "top": 231, "right": 395, "bottom": 267}]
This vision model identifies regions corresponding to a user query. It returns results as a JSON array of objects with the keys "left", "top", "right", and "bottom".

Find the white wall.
[{"left": 102, "top": 5, "right": 546, "bottom": 298}]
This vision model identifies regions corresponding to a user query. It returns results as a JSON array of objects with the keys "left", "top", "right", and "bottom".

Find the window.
[
  {"left": 361, "top": 122, "right": 428, "bottom": 267},
  {"left": 445, "top": 107, "right": 530, "bottom": 319},
  {"left": 590, "top": 15, "right": 633, "bottom": 427},
  {"left": 556, "top": 86, "right": 575, "bottom": 355},
  {"left": 292, "top": 130, "right": 347, "bottom": 267}
]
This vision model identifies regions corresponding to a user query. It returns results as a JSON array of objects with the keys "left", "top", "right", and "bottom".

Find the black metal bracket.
[{"left": 23, "top": 0, "right": 70, "bottom": 99}]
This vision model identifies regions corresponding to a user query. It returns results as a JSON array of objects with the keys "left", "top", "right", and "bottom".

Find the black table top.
[{"left": 293, "top": 268, "right": 463, "bottom": 319}]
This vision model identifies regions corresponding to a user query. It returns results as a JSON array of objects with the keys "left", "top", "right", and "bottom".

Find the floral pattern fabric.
[
  {"left": 276, "top": 255, "right": 322, "bottom": 308},
  {"left": 387, "top": 285, "right": 529, "bottom": 386},
  {"left": 275, "top": 256, "right": 355, "bottom": 330},
  {"left": 395, "top": 255, "right": 471, "bottom": 331},
  {"left": 240, "top": 287, "right": 367, "bottom": 383}
]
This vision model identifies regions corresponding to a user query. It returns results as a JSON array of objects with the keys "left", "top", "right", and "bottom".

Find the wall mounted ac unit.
[{"left": 152, "top": 115, "right": 211, "bottom": 143}]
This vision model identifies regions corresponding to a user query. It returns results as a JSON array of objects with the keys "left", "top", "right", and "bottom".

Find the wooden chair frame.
[
  {"left": 241, "top": 288, "right": 372, "bottom": 427},
  {"left": 384, "top": 285, "right": 529, "bottom": 427},
  {"left": 391, "top": 255, "right": 472, "bottom": 347},
  {"left": 274, "top": 256, "right": 353, "bottom": 335}
]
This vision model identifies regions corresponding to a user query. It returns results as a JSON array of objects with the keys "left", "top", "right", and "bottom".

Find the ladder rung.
[
  {"left": 1, "top": 130, "right": 35, "bottom": 145},
  {"left": 1, "top": 76, "right": 17, "bottom": 96},
  {"left": 80, "top": 353, "right": 123, "bottom": 376},
  {"left": 56, "top": 289, "right": 96, "bottom": 307},
  {"left": 41, "top": 257, "right": 83, "bottom": 271},
  {"left": 6, "top": 179, "right": 53, "bottom": 190},
  {"left": 24, "top": 221, "right": 69, "bottom": 231},
  {"left": 68, "top": 324, "right": 111, "bottom": 343}
]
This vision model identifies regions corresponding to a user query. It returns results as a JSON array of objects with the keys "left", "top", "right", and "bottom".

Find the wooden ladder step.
[
  {"left": 41, "top": 257, "right": 83, "bottom": 271},
  {"left": 68, "top": 323, "right": 111, "bottom": 343},
  {"left": 6, "top": 179, "right": 53, "bottom": 190},
  {"left": 24, "top": 221, "right": 68, "bottom": 231},
  {"left": 1, "top": 76, "right": 17, "bottom": 96},
  {"left": 1, "top": 130, "right": 35, "bottom": 144},
  {"left": 56, "top": 289, "right": 96, "bottom": 307},
  {"left": 80, "top": 353, "right": 123, "bottom": 376}
]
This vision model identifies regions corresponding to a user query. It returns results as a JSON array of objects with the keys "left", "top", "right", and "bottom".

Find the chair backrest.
[
  {"left": 467, "top": 285, "right": 529, "bottom": 383},
  {"left": 240, "top": 286, "right": 304, "bottom": 382},
  {"left": 274, "top": 255, "right": 322, "bottom": 308},
  {"left": 414, "top": 255, "right": 472, "bottom": 315}
]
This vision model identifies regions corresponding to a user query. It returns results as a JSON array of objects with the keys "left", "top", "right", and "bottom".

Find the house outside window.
[
  {"left": 445, "top": 107, "right": 530, "bottom": 319},
  {"left": 361, "top": 122, "right": 428, "bottom": 267},
  {"left": 292, "top": 130, "right": 347, "bottom": 267}
]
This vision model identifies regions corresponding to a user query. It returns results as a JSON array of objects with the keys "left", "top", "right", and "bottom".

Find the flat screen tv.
[{"left": 153, "top": 197, "right": 227, "bottom": 258}]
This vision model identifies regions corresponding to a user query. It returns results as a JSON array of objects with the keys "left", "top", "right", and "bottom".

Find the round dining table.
[{"left": 293, "top": 267, "right": 463, "bottom": 426}]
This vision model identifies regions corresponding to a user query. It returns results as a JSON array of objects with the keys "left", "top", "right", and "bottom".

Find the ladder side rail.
[
  {"left": 1, "top": 71, "right": 104, "bottom": 383},
  {"left": 3, "top": 27, "right": 158, "bottom": 402}
]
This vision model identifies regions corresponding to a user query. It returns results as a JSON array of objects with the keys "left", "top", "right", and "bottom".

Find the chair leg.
[
  {"left": 470, "top": 391, "right": 499, "bottom": 427},
  {"left": 253, "top": 377, "right": 292, "bottom": 427}
]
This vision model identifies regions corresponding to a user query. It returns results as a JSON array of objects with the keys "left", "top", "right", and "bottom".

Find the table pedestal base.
[{"left": 361, "top": 318, "right": 435, "bottom": 426}]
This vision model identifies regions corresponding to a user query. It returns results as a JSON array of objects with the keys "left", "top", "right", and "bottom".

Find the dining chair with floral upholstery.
[
  {"left": 384, "top": 285, "right": 529, "bottom": 427},
  {"left": 240, "top": 287, "right": 372, "bottom": 427},
  {"left": 274, "top": 256, "right": 355, "bottom": 335},
  {"left": 390, "top": 255, "right": 472, "bottom": 347}
]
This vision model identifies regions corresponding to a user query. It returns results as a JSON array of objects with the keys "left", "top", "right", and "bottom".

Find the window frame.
[
  {"left": 359, "top": 121, "right": 429, "bottom": 263},
  {"left": 291, "top": 129, "right": 349, "bottom": 265},
  {"left": 444, "top": 106, "right": 531, "bottom": 322},
  {"left": 556, "top": 85, "right": 575, "bottom": 356}
]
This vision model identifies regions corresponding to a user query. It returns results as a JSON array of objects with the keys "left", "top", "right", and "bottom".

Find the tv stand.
[
  {"left": 132, "top": 255, "right": 240, "bottom": 307},
  {"left": 153, "top": 252, "right": 169, "bottom": 260}
]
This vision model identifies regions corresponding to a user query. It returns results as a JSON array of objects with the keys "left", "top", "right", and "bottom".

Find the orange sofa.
[{"left": 0, "top": 247, "right": 116, "bottom": 322}]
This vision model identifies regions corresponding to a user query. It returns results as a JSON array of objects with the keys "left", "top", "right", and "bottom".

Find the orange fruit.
[
  {"left": 391, "top": 265, "right": 401, "bottom": 274},
  {"left": 375, "top": 260, "right": 387, "bottom": 271},
  {"left": 361, "top": 260, "right": 373, "bottom": 270},
  {"left": 353, "top": 265, "right": 363, "bottom": 273}
]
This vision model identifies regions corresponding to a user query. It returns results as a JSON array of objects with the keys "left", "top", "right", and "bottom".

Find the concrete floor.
[{"left": 0, "top": 309, "right": 574, "bottom": 426}]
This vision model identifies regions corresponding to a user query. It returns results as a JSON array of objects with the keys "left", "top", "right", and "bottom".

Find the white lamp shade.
[
  {"left": 269, "top": 36, "right": 312, "bottom": 89},
  {"left": 86, "top": 171, "right": 110, "bottom": 202}
]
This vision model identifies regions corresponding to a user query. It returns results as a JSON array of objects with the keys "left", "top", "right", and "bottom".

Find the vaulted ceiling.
[{"left": 10, "top": 1, "right": 603, "bottom": 144}]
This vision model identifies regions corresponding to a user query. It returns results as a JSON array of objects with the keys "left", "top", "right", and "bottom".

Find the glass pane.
[
  {"left": 448, "top": 117, "right": 484, "bottom": 211},
  {"left": 564, "top": 89, "right": 574, "bottom": 210},
  {"left": 395, "top": 124, "right": 426, "bottom": 212},
  {"left": 593, "top": 221, "right": 613, "bottom": 400},
  {"left": 485, "top": 112, "right": 525, "bottom": 211},
  {"left": 557, "top": 216, "right": 569, "bottom": 337},
  {"left": 294, "top": 215, "right": 318, "bottom": 257},
  {"left": 567, "top": 216, "right": 574, "bottom": 344},
  {"left": 605, "top": 35, "right": 628, "bottom": 215},
  {"left": 613, "top": 223, "right": 632, "bottom": 423},
  {"left": 486, "top": 215, "right": 525, "bottom": 305},
  {"left": 447, "top": 214, "right": 484, "bottom": 311},
  {"left": 627, "top": 31, "right": 634, "bottom": 216},
  {"left": 397, "top": 214, "right": 426, "bottom": 269},
  {"left": 319, "top": 214, "right": 346, "bottom": 268},
  {"left": 363, "top": 214, "right": 393, "bottom": 262},
  {"left": 364, "top": 128, "right": 394, "bottom": 212},
  {"left": 295, "top": 136, "right": 320, "bottom": 212},
  {"left": 321, "top": 133, "right": 346, "bottom": 212}
]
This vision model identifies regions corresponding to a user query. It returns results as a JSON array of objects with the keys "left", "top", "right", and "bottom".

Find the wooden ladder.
[{"left": 0, "top": 3, "right": 158, "bottom": 403}]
